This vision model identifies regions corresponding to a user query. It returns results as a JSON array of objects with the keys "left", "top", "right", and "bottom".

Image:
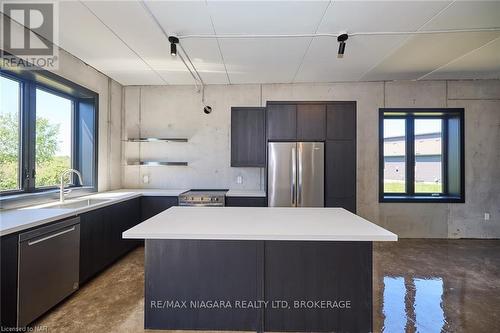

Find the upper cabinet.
[
  {"left": 266, "top": 104, "right": 297, "bottom": 140},
  {"left": 231, "top": 107, "right": 266, "bottom": 167},
  {"left": 326, "top": 102, "right": 356, "bottom": 140},
  {"left": 267, "top": 103, "right": 326, "bottom": 141},
  {"left": 297, "top": 104, "right": 326, "bottom": 140}
]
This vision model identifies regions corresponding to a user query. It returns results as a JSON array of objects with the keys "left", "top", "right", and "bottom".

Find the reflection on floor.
[{"left": 35, "top": 240, "right": 500, "bottom": 332}]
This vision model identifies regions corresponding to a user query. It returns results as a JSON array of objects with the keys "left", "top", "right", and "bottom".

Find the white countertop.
[
  {"left": 226, "top": 189, "right": 266, "bottom": 197},
  {"left": 123, "top": 207, "right": 397, "bottom": 242},
  {"left": 0, "top": 189, "right": 188, "bottom": 236}
]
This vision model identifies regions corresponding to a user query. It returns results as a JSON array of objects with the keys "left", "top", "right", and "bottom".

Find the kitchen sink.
[{"left": 42, "top": 198, "right": 111, "bottom": 209}]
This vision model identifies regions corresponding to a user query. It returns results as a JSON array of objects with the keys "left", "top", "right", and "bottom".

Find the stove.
[{"left": 178, "top": 190, "right": 227, "bottom": 207}]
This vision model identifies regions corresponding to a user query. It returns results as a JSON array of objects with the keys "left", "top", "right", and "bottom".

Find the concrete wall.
[
  {"left": 1, "top": 13, "right": 123, "bottom": 192},
  {"left": 123, "top": 80, "right": 500, "bottom": 239}
]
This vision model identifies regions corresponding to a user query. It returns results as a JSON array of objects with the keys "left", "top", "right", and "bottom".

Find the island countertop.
[{"left": 122, "top": 206, "right": 397, "bottom": 241}]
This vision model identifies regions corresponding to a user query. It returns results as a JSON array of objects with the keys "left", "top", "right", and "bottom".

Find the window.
[
  {"left": 35, "top": 88, "right": 73, "bottom": 188},
  {"left": 0, "top": 75, "right": 21, "bottom": 192},
  {"left": 379, "top": 109, "right": 464, "bottom": 203},
  {"left": 0, "top": 69, "right": 98, "bottom": 197}
]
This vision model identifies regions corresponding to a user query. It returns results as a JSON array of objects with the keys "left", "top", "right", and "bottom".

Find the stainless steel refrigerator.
[{"left": 268, "top": 142, "right": 324, "bottom": 207}]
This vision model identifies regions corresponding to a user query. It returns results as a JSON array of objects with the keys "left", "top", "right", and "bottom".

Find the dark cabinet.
[
  {"left": 0, "top": 234, "right": 18, "bottom": 328},
  {"left": 297, "top": 104, "right": 326, "bottom": 140},
  {"left": 225, "top": 196, "right": 267, "bottom": 207},
  {"left": 267, "top": 104, "right": 297, "bottom": 140},
  {"left": 79, "top": 198, "right": 141, "bottom": 284},
  {"left": 325, "top": 140, "right": 356, "bottom": 212},
  {"left": 141, "top": 196, "right": 178, "bottom": 221},
  {"left": 231, "top": 107, "right": 266, "bottom": 167},
  {"left": 327, "top": 102, "right": 356, "bottom": 140}
]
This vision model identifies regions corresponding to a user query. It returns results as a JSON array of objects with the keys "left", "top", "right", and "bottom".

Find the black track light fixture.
[
  {"left": 169, "top": 36, "right": 179, "bottom": 56},
  {"left": 337, "top": 33, "right": 348, "bottom": 58}
]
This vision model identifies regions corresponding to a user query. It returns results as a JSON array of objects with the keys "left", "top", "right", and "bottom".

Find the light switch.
[
  {"left": 236, "top": 176, "right": 243, "bottom": 184},
  {"left": 484, "top": 213, "right": 490, "bottom": 221}
]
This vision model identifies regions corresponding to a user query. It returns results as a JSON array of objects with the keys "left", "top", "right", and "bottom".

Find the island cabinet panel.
[
  {"left": 80, "top": 198, "right": 141, "bottom": 284},
  {"left": 145, "top": 239, "right": 264, "bottom": 331},
  {"left": 267, "top": 104, "right": 297, "bottom": 140},
  {"left": 141, "top": 196, "right": 178, "bottom": 221},
  {"left": 264, "top": 241, "right": 372, "bottom": 332},
  {"left": 297, "top": 104, "right": 326, "bottom": 141},
  {"left": 0, "top": 234, "right": 18, "bottom": 329},
  {"left": 231, "top": 107, "right": 266, "bottom": 167},
  {"left": 225, "top": 196, "right": 267, "bottom": 207}
]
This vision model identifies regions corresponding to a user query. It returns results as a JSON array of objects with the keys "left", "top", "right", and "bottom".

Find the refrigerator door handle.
[
  {"left": 297, "top": 144, "right": 303, "bottom": 206},
  {"left": 291, "top": 146, "right": 297, "bottom": 207}
]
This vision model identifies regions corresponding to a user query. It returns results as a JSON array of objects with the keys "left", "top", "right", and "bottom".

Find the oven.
[{"left": 178, "top": 190, "right": 227, "bottom": 207}]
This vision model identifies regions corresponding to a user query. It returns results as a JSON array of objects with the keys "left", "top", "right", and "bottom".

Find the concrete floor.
[{"left": 35, "top": 239, "right": 500, "bottom": 332}]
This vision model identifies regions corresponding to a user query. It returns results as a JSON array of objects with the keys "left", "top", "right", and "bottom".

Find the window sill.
[{"left": 380, "top": 195, "right": 464, "bottom": 203}]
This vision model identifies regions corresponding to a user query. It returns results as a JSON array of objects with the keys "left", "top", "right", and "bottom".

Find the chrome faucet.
[{"left": 60, "top": 169, "right": 84, "bottom": 203}]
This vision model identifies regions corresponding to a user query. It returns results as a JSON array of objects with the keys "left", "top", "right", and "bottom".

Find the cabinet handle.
[{"left": 28, "top": 226, "right": 75, "bottom": 246}]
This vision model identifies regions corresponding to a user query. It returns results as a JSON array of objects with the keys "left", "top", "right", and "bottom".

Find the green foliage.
[
  {"left": 0, "top": 113, "right": 68, "bottom": 191},
  {"left": 384, "top": 181, "right": 442, "bottom": 193}
]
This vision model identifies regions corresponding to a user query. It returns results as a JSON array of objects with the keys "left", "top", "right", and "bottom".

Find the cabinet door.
[
  {"left": 79, "top": 207, "right": 110, "bottom": 283},
  {"left": 231, "top": 107, "right": 266, "bottom": 167},
  {"left": 141, "top": 196, "right": 178, "bottom": 221},
  {"left": 297, "top": 104, "right": 326, "bottom": 140},
  {"left": 267, "top": 104, "right": 297, "bottom": 140},
  {"left": 225, "top": 196, "right": 267, "bottom": 207},
  {"left": 0, "top": 234, "right": 18, "bottom": 328},
  {"left": 326, "top": 102, "right": 356, "bottom": 140},
  {"left": 325, "top": 140, "right": 356, "bottom": 212}
]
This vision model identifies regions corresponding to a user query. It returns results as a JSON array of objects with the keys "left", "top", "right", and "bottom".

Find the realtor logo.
[{"left": 1, "top": 1, "right": 59, "bottom": 69}]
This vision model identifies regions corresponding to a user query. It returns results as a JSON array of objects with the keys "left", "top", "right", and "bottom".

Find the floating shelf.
[
  {"left": 127, "top": 160, "right": 188, "bottom": 166},
  {"left": 125, "top": 137, "right": 188, "bottom": 143}
]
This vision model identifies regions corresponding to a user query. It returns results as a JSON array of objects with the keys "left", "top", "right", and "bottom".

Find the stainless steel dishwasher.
[{"left": 17, "top": 217, "right": 80, "bottom": 327}]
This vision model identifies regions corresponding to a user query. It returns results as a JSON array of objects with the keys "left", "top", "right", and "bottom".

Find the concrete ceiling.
[{"left": 7, "top": 1, "right": 500, "bottom": 85}]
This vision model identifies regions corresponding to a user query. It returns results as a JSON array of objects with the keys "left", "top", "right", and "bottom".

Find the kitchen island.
[{"left": 123, "top": 207, "right": 397, "bottom": 332}]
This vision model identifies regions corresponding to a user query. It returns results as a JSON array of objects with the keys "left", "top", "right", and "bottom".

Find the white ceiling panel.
[
  {"left": 295, "top": 35, "right": 407, "bottom": 83},
  {"left": 220, "top": 38, "right": 310, "bottom": 84},
  {"left": 363, "top": 31, "right": 500, "bottom": 81},
  {"left": 423, "top": 37, "right": 500, "bottom": 80},
  {"left": 82, "top": 0, "right": 196, "bottom": 84},
  {"left": 207, "top": 1, "right": 329, "bottom": 34},
  {"left": 144, "top": 0, "right": 213, "bottom": 35},
  {"left": 180, "top": 38, "right": 229, "bottom": 84},
  {"left": 56, "top": 1, "right": 162, "bottom": 85},
  {"left": 422, "top": 1, "right": 500, "bottom": 31},
  {"left": 318, "top": 1, "right": 451, "bottom": 33}
]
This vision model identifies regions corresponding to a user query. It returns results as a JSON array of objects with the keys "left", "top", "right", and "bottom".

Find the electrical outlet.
[
  {"left": 143, "top": 174, "right": 149, "bottom": 184},
  {"left": 484, "top": 213, "right": 490, "bottom": 221},
  {"left": 236, "top": 175, "right": 243, "bottom": 184}
]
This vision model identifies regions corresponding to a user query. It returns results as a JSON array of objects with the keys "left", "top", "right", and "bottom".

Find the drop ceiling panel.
[
  {"left": 180, "top": 38, "right": 229, "bottom": 84},
  {"left": 422, "top": 1, "right": 500, "bottom": 30},
  {"left": 207, "top": 1, "right": 329, "bottom": 34},
  {"left": 363, "top": 31, "right": 500, "bottom": 81},
  {"left": 295, "top": 35, "right": 406, "bottom": 83},
  {"left": 220, "top": 38, "right": 309, "bottom": 84},
  {"left": 56, "top": 1, "right": 161, "bottom": 85},
  {"left": 144, "top": 0, "right": 213, "bottom": 35},
  {"left": 318, "top": 1, "right": 451, "bottom": 33},
  {"left": 423, "top": 37, "right": 500, "bottom": 80}
]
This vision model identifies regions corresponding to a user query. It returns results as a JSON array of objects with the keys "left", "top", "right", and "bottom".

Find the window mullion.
[
  {"left": 26, "top": 81, "right": 37, "bottom": 192},
  {"left": 442, "top": 118, "right": 449, "bottom": 195},
  {"left": 406, "top": 117, "right": 415, "bottom": 196}
]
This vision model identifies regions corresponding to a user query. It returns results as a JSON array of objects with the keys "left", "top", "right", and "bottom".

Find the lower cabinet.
[
  {"left": 225, "top": 196, "right": 267, "bottom": 207},
  {"left": 0, "top": 234, "right": 18, "bottom": 328},
  {"left": 141, "top": 196, "right": 178, "bottom": 221},
  {"left": 79, "top": 198, "right": 141, "bottom": 284}
]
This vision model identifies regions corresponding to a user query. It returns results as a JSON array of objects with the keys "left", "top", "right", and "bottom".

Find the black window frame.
[
  {"left": 0, "top": 65, "right": 99, "bottom": 197},
  {"left": 379, "top": 108, "right": 465, "bottom": 203}
]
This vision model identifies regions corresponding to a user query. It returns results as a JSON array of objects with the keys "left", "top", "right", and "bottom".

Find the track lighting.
[
  {"left": 168, "top": 36, "right": 179, "bottom": 56},
  {"left": 337, "top": 33, "right": 348, "bottom": 58}
]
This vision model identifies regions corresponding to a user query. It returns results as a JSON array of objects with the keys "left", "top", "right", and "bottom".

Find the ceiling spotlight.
[
  {"left": 168, "top": 36, "right": 179, "bottom": 56},
  {"left": 337, "top": 33, "right": 348, "bottom": 58}
]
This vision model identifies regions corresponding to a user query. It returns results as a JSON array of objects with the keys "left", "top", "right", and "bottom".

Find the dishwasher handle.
[{"left": 28, "top": 226, "right": 76, "bottom": 246}]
